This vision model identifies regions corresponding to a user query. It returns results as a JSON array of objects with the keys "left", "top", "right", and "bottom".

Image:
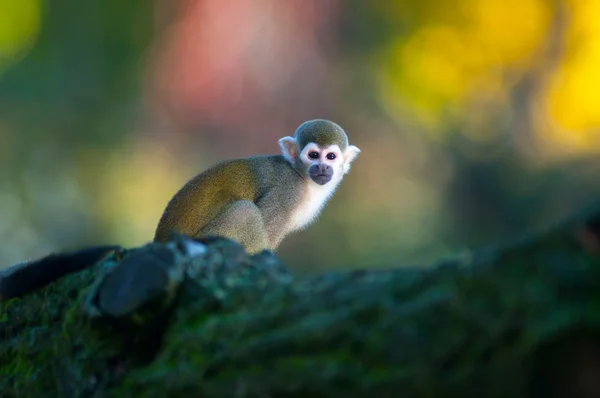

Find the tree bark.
[{"left": 2, "top": 205, "right": 600, "bottom": 398}]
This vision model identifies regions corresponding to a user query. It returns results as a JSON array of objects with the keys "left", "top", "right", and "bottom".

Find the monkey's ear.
[
  {"left": 343, "top": 145, "right": 361, "bottom": 174},
  {"left": 278, "top": 136, "right": 298, "bottom": 164}
]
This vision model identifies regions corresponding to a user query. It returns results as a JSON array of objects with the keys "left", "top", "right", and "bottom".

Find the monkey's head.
[{"left": 278, "top": 119, "right": 361, "bottom": 186}]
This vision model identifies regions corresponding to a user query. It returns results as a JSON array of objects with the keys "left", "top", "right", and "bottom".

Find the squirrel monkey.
[{"left": 154, "top": 119, "right": 361, "bottom": 254}]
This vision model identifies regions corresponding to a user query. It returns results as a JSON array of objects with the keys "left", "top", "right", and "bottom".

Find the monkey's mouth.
[{"left": 311, "top": 174, "right": 332, "bottom": 185}]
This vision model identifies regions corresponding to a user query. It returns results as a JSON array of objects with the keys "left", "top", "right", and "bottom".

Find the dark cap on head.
[{"left": 295, "top": 119, "right": 348, "bottom": 151}]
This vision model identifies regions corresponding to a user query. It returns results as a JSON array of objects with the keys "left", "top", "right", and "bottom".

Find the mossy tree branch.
[{"left": 3, "top": 205, "right": 600, "bottom": 397}]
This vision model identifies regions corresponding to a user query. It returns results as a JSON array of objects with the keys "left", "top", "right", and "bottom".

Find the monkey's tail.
[{"left": 0, "top": 245, "right": 121, "bottom": 301}]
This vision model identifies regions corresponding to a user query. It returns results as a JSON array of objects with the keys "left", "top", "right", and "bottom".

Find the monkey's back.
[{"left": 153, "top": 155, "right": 301, "bottom": 242}]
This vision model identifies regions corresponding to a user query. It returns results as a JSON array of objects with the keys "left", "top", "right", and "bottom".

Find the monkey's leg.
[{"left": 197, "top": 200, "right": 270, "bottom": 254}]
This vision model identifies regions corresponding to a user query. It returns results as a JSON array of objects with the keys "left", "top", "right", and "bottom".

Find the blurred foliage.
[
  {"left": 0, "top": 0, "right": 39, "bottom": 73},
  {"left": 375, "top": 0, "right": 552, "bottom": 129},
  {"left": 1, "top": 0, "right": 600, "bottom": 272}
]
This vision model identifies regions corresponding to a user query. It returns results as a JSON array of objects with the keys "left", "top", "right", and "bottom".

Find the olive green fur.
[
  {"left": 3, "top": 204, "right": 600, "bottom": 396},
  {"left": 295, "top": 119, "right": 348, "bottom": 151},
  {"left": 154, "top": 155, "right": 305, "bottom": 254}
]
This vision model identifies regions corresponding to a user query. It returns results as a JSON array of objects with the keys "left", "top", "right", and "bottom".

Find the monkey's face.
[
  {"left": 278, "top": 124, "right": 361, "bottom": 187},
  {"left": 299, "top": 143, "right": 343, "bottom": 186}
]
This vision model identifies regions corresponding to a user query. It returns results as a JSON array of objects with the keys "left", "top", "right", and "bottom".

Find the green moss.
[{"left": 0, "top": 265, "right": 137, "bottom": 397}]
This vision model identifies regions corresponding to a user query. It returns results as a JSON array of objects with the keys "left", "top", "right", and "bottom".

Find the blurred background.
[{"left": 1, "top": 0, "right": 599, "bottom": 272}]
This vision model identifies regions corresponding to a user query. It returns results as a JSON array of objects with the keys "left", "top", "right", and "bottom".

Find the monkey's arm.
[
  {"left": 0, "top": 245, "right": 120, "bottom": 301},
  {"left": 197, "top": 200, "right": 271, "bottom": 254},
  {"left": 256, "top": 199, "right": 292, "bottom": 250},
  {"left": 256, "top": 182, "right": 304, "bottom": 250}
]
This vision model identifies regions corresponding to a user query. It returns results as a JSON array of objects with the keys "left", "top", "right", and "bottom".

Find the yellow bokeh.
[
  {"left": 377, "top": 0, "right": 551, "bottom": 132},
  {"left": 95, "top": 140, "right": 194, "bottom": 246},
  {"left": 544, "top": 0, "right": 600, "bottom": 150},
  {"left": 465, "top": 0, "right": 551, "bottom": 65},
  {"left": 0, "top": 0, "right": 40, "bottom": 70}
]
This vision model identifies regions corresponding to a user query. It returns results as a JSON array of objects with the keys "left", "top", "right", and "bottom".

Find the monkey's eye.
[
  {"left": 326, "top": 153, "right": 336, "bottom": 160},
  {"left": 308, "top": 151, "right": 319, "bottom": 159}
]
